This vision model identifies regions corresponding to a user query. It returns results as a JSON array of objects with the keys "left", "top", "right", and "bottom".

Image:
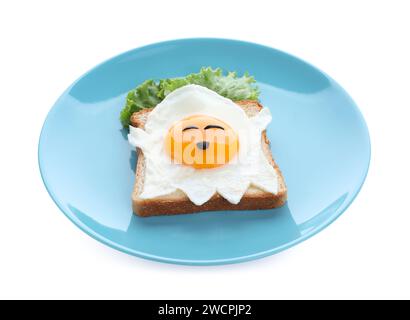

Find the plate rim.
[{"left": 38, "top": 37, "right": 371, "bottom": 266}]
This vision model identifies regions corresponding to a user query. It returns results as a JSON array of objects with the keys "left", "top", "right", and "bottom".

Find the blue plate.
[{"left": 38, "top": 38, "right": 370, "bottom": 265}]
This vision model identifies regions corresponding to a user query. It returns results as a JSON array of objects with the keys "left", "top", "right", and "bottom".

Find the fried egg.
[{"left": 128, "top": 84, "right": 278, "bottom": 205}]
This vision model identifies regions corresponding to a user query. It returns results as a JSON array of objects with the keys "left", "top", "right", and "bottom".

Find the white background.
[{"left": 1, "top": 0, "right": 409, "bottom": 300}]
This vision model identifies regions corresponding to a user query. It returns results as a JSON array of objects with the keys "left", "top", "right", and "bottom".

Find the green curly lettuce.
[{"left": 120, "top": 67, "right": 260, "bottom": 127}]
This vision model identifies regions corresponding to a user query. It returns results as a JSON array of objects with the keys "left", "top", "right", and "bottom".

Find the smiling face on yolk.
[{"left": 165, "top": 115, "right": 239, "bottom": 169}]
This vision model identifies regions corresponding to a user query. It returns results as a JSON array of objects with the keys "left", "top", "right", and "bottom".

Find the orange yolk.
[{"left": 165, "top": 115, "right": 239, "bottom": 169}]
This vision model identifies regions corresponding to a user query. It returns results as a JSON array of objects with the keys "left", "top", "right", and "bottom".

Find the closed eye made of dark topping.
[
  {"left": 204, "top": 125, "right": 225, "bottom": 130},
  {"left": 182, "top": 126, "right": 199, "bottom": 132}
]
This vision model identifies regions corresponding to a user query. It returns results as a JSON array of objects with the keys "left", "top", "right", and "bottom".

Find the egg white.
[{"left": 128, "top": 84, "right": 278, "bottom": 205}]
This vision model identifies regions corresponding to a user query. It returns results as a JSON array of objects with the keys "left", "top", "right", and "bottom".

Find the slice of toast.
[{"left": 130, "top": 100, "right": 287, "bottom": 217}]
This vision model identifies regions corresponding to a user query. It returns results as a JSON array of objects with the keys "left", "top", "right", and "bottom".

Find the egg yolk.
[{"left": 165, "top": 115, "right": 239, "bottom": 169}]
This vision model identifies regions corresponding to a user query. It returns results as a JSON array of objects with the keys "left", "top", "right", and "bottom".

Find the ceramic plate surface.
[{"left": 39, "top": 38, "right": 370, "bottom": 265}]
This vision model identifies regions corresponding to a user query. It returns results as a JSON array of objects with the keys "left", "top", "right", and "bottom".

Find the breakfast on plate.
[{"left": 121, "top": 67, "right": 287, "bottom": 216}]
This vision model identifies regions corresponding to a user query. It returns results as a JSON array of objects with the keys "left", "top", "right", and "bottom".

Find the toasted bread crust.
[{"left": 130, "top": 100, "right": 287, "bottom": 217}]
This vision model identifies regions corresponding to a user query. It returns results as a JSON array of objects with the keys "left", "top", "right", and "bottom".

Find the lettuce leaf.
[
  {"left": 120, "top": 80, "right": 162, "bottom": 127},
  {"left": 120, "top": 67, "right": 259, "bottom": 127}
]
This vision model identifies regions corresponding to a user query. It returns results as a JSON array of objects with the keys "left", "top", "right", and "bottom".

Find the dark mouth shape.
[{"left": 196, "top": 141, "right": 210, "bottom": 150}]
